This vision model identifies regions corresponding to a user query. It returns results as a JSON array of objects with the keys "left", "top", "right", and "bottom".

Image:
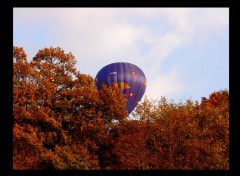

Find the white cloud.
[
  {"left": 140, "top": 32, "right": 182, "bottom": 72},
  {"left": 145, "top": 68, "right": 184, "bottom": 100},
  {"left": 42, "top": 8, "right": 144, "bottom": 67},
  {"left": 156, "top": 8, "right": 229, "bottom": 46}
]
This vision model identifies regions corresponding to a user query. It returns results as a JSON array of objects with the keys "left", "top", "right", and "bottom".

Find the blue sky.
[{"left": 13, "top": 8, "right": 229, "bottom": 103}]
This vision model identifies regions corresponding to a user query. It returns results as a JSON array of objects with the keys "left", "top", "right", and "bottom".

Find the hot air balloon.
[{"left": 95, "top": 62, "right": 147, "bottom": 114}]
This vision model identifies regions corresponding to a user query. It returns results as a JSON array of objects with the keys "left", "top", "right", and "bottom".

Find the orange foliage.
[{"left": 13, "top": 46, "right": 229, "bottom": 170}]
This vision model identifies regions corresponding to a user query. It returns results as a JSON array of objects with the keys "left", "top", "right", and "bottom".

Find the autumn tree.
[
  {"left": 114, "top": 90, "right": 229, "bottom": 170},
  {"left": 13, "top": 46, "right": 44, "bottom": 169},
  {"left": 13, "top": 46, "right": 128, "bottom": 169},
  {"left": 13, "top": 46, "right": 228, "bottom": 170}
]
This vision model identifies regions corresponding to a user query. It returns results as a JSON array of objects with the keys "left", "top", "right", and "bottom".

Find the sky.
[{"left": 13, "top": 8, "right": 229, "bottom": 103}]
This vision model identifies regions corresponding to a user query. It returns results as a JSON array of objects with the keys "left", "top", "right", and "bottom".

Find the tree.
[
  {"left": 129, "top": 90, "right": 229, "bottom": 169},
  {"left": 13, "top": 46, "right": 228, "bottom": 170},
  {"left": 13, "top": 46, "right": 129, "bottom": 169}
]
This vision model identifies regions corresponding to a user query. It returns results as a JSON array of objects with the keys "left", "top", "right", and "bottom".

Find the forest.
[{"left": 13, "top": 46, "right": 229, "bottom": 170}]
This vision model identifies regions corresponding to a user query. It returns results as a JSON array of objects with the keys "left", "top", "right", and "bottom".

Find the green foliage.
[{"left": 13, "top": 46, "right": 229, "bottom": 170}]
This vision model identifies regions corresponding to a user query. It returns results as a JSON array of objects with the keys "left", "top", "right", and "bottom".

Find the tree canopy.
[{"left": 13, "top": 46, "right": 229, "bottom": 170}]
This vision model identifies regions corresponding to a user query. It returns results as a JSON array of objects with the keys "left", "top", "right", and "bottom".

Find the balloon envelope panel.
[{"left": 96, "top": 62, "right": 147, "bottom": 114}]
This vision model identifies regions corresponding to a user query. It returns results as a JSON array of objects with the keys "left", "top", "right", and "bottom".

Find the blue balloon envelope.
[{"left": 95, "top": 62, "right": 147, "bottom": 114}]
